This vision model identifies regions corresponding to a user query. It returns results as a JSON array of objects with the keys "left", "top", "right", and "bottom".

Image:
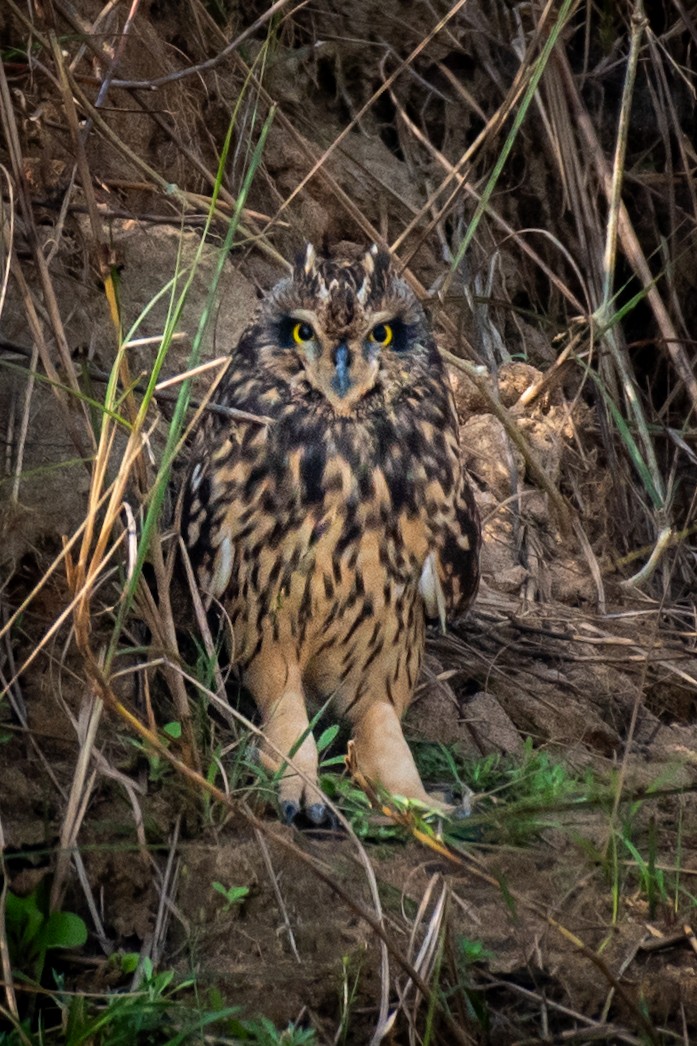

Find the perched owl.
[{"left": 181, "top": 244, "right": 480, "bottom": 824}]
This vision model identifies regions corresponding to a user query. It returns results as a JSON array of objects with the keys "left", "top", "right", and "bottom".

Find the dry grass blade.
[
  {"left": 149, "top": 815, "right": 181, "bottom": 974},
  {"left": 441, "top": 0, "right": 580, "bottom": 297},
  {"left": 0, "top": 59, "right": 94, "bottom": 453},
  {"left": 557, "top": 48, "right": 697, "bottom": 417},
  {"left": 263, "top": 0, "right": 472, "bottom": 231},
  {"left": 400, "top": 877, "right": 449, "bottom": 1042},
  {"left": 254, "top": 828, "right": 301, "bottom": 964},
  {"left": 0, "top": 824, "right": 20, "bottom": 1027},
  {"left": 49, "top": 684, "right": 103, "bottom": 913},
  {"left": 0, "top": 165, "right": 14, "bottom": 316}
]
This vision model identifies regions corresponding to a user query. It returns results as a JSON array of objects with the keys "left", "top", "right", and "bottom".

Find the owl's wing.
[
  {"left": 420, "top": 465, "right": 481, "bottom": 629},
  {"left": 180, "top": 417, "right": 240, "bottom": 602}
]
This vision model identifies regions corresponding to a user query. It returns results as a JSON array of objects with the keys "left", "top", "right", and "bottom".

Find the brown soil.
[{"left": 1, "top": 2, "right": 696, "bottom": 1043}]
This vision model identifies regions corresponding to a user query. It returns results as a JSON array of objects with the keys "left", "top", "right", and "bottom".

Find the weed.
[
  {"left": 211, "top": 881, "right": 251, "bottom": 910},
  {"left": 447, "top": 935, "right": 493, "bottom": 1031},
  {"left": 125, "top": 718, "right": 184, "bottom": 785},
  {"left": 0, "top": 960, "right": 316, "bottom": 1045},
  {"left": 4, "top": 883, "right": 87, "bottom": 985},
  {"left": 412, "top": 738, "right": 595, "bottom": 845},
  {"left": 335, "top": 952, "right": 365, "bottom": 1046},
  {"left": 319, "top": 773, "right": 405, "bottom": 842}
]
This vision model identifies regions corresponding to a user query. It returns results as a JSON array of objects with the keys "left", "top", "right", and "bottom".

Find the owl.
[{"left": 181, "top": 244, "right": 480, "bottom": 824}]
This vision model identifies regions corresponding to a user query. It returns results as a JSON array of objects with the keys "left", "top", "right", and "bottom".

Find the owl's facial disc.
[
  {"left": 283, "top": 309, "right": 385, "bottom": 414},
  {"left": 309, "top": 333, "right": 381, "bottom": 414},
  {"left": 268, "top": 246, "right": 430, "bottom": 415}
]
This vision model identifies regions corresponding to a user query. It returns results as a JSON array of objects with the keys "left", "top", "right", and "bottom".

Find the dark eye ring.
[
  {"left": 369, "top": 322, "right": 393, "bottom": 347},
  {"left": 292, "top": 321, "right": 314, "bottom": 344}
]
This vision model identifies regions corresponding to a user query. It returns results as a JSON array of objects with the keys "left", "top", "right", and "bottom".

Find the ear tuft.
[
  {"left": 370, "top": 246, "right": 392, "bottom": 294},
  {"left": 303, "top": 242, "right": 316, "bottom": 275},
  {"left": 293, "top": 243, "right": 317, "bottom": 280},
  {"left": 362, "top": 246, "right": 376, "bottom": 276}
]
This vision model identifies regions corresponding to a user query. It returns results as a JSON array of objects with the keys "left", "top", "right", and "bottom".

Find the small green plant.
[
  {"left": 335, "top": 952, "right": 364, "bottom": 1046},
  {"left": 319, "top": 773, "right": 405, "bottom": 842},
  {"left": 4, "top": 882, "right": 88, "bottom": 984},
  {"left": 449, "top": 935, "right": 492, "bottom": 1030},
  {"left": 622, "top": 831, "right": 668, "bottom": 918},
  {"left": 212, "top": 881, "right": 251, "bottom": 910},
  {"left": 412, "top": 738, "right": 595, "bottom": 845},
  {"left": 457, "top": 935, "right": 494, "bottom": 966},
  {"left": 0, "top": 958, "right": 316, "bottom": 1045},
  {"left": 59, "top": 965, "right": 240, "bottom": 1045},
  {"left": 316, "top": 722, "right": 344, "bottom": 767},
  {"left": 603, "top": 811, "right": 670, "bottom": 923},
  {"left": 274, "top": 711, "right": 343, "bottom": 784},
  {"left": 127, "top": 720, "right": 180, "bottom": 782},
  {"left": 228, "top": 1016, "right": 316, "bottom": 1045}
]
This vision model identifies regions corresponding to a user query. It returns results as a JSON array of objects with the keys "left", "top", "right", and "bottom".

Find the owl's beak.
[{"left": 331, "top": 343, "right": 352, "bottom": 397}]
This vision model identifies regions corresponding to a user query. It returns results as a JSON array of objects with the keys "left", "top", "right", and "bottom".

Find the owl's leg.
[
  {"left": 344, "top": 606, "right": 450, "bottom": 812},
  {"left": 244, "top": 656, "right": 327, "bottom": 824},
  {"left": 350, "top": 700, "right": 450, "bottom": 812}
]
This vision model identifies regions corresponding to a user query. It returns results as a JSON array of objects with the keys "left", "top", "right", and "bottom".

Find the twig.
[
  {"left": 0, "top": 824, "right": 20, "bottom": 1026},
  {"left": 254, "top": 828, "right": 301, "bottom": 963},
  {"left": 50, "top": 680, "right": 104, "bottom": 912},
  {"left": 151, "top": 817, "right": 181, "bottom": 968},
  {"left": 557, "top": 39, "right": 697, "bottom": 418},
  {"left": 0, "top": 58, "right": 95, "bottom": 454}
]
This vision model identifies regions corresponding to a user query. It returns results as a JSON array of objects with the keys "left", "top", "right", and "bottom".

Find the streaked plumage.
[{"left": 182, "top": 244, "right": 480, "bottom": 822}]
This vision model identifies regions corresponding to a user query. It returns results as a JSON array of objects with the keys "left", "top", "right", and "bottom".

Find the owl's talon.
[
  {"left": 452, "top": 784, "right": 475, "bottom": 820},
  {"left": 281, "top": 800, "right": 300, "bottom": 825},
  {"left": 306, "top": 802, "right": 329, "bottom": 825}
]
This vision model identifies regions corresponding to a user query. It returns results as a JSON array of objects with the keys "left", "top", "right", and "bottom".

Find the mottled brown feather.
[{"left": 181, "top": 244, "right": 480, "bottom": 819}]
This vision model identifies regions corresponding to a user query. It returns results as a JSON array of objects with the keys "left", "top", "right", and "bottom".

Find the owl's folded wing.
[{"left": 420, "top": 466, "right": 481, "bottom": 629}]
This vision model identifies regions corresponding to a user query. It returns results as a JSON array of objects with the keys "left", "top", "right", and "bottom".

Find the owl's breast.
[{"left": 194, "top": 376, "right": 467, "bottom": 658}]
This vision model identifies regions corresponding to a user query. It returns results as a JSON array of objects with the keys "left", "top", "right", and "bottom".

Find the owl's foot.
[
  {"left": 252, "top": 682, "right": 333, "bottom": 824},
  {"left": 280, "top": 798, "right": 338, "bottom": 829},
  {"left": 263, "top": 750, "right": 330, "bottom": 825},
  {"left": 348, "top": 702, "right": 475, "bottom": 821},
  {"left": 421, "top": 785, "right": 474, "bottom": 820},
  {"left": 350, "top": 700, "right": 442, "bottom": 809}
]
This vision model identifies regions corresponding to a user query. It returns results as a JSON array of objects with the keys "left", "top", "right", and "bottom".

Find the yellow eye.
[
  {"left": 369, "top": 323, "right": 393, "bottom": 347},
  {"left": 292, "top": 321, "right": 314, "bottom": 344}
]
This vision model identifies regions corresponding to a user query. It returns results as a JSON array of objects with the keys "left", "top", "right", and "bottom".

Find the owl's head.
[{"left": 252, "top": 244, "right": 440, "bottom": 416}]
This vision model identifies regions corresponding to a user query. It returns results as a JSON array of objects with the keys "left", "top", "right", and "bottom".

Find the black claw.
[
  {"left": 324, "top": 809, "right": 340, "bottom": 832},
  {"left": 306, "top": 802, "right": 328, "bottom": 825},
  {"left": 281, "top": 800, "right": 300, "bottom": 825}
]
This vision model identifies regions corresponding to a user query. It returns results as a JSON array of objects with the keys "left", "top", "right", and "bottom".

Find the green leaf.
[
  {"left": 163, "top": 720, "right": 182, "bottom": 739},
  {"left": 119, "top": 951, "right": 141, "bottom": 973},
  {"left": 316, "top": 723, "right": 340, "bottom": 753},
  {"left": 319, "top": 754, "right": 346, "bottom": 768},
  {"left": 40, "top": 910, "right": 88, "bottom": 951},
  {"left": 212, "top": 882, "right": 250, "bottom": 907},
  {"left": 5, "top": 890, "right": 44, "bottom": 951}
]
